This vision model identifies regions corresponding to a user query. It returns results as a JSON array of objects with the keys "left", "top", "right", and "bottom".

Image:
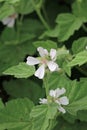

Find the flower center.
[
  {"left": 10, "top": 14, "right": 17, "bottom": 19},
  {"left": 41, "top": 58, "right": 48, "bottom": 64}
]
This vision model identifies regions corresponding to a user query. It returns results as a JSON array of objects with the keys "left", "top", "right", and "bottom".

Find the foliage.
[{"left": 0, "top": 0, "right": 87, "bottom": 130}]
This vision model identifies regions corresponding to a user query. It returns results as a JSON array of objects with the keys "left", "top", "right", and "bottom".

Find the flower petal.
[
  {"left": 86, "top": 46, "right": 87, "bottom": 50},
  {"left": 59, "top": 96, "right": 69, "bottom": 105},
  {"left": 49, "top": 90, "right": 56, "bottom": 97},
  {"left": 39, "top": 98, "right": 48, "bottom": 104},
  {"left": 1, "top": 17, "right": 11, "bottom": 25},
  {"left": 55, "top": 99, "right": 61, "bottom": 105},
  {"left": 7, "top": 19, "right": 15, "bottom": 27},
  {"left": 50, "top": 49, "right": 57, "bottom": 61},
  {"left": 34, "top": 64, "right": 45, "bottom": 79},
  {"left": 47, "top": 61, "right": 58, "bottom": 72},
  {"left": 56, "top": 88, "right": 66, "bottom": 97},
  {"left": 26, "top": 56, "right": 40, "bottom": 65},
  {"left": 58, "top": 106, "right": 66, "bottom": 114},
  {"left": 37, "top": 47, "right": 48, "bottom": 57}
]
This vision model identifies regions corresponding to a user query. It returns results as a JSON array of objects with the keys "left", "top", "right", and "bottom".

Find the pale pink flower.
[
  {"left": 39, "top": 88, "right": 69, "bottom": 114},
  {"left": 1, "top": 14, "right": 18, "bottom": 28},
  {"left": 26, "top": 47, "right": 60, "bottom": 79}
]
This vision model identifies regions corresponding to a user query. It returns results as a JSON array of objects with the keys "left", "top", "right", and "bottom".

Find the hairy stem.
[
  {"left": 43, "top": 76, "right": 49, "bottom": 97},
  {"left": 31, "top": 0, "right": 50, "bottom": 30}
]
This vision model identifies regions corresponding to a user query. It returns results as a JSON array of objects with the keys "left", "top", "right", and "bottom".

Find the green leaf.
[
  {"left": 33, "top": 40, "right": 57, "bottom": 51},
  {"left": 54, "top": 117, "right": 87, "bottom": 130},
  {"left": 72, "top": 37, "right": 87, "bottom": 54},
  {"left": 3, "top": 62, "right": 35, "bottom": 78},
  {"left": 72, "top": 0, "right": 87, "bottom": 21},
  {"left": 7, "top": 0, "right": 20, "bottom": 4},
  {"left": 0, "top": 0, "right": 20, "bottom": 3},
  {"left": 68, "top": 50, "right": 87, "bottom": 67},
  {"left": 0, "top": 3, "right": 15, "bottom": 20},
  {"left": 67, "top": 97, "right": 87, "bottom": 116},
  {"left": 39, "top": 27, "right": 58, "bottom": 39},
  {"left": 66, "top": 79, "right": 87, "bottom": 115},
  {"left": 62, "top": 60, "right": 71, "bottom": 76},
  {"left": 78, "top": 110, "right": 87, "bottom": 122},
  {"left": 1, "top": 28, "right": 35, "bottom": 45},
  {"left": 0, "top": 99, "right": 4, "bottom": 109},
  {"left": 15, "top": 0, "right": 40, "bottom": 14},
  {"left": 19, "top": 19, "right": 44, "bottom": 37},
  {"left": 0, "top": 0, "right": 5, "bottom": 2},
  {"left": 3, "top": 79, "right": 45, "bottom": 103},
  {"left": 30, "top": 104, "right": 57, "bottom": 130},
  {"left": 0, "top": 98, "right": 34, "bottom": 129},
  {"left": 0, "top": 42, "right": 35, "bottom": 75},
  {"left": 47, "top": 72, "right": 72, "bottom": 95},
  {"left": 46, "top": 73, "right": 87, "bottom": 116},
  {"left": 56, "top": 13, "right": 83, "bottom": 42}
]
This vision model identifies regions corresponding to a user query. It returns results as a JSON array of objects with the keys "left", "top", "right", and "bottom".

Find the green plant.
[{"left": 0, "top": 0, "right": 87, "bottom": 129}]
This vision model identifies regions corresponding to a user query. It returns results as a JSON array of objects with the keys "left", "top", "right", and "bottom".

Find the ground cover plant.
[{"left": 0, "top": 0, "right": 87, "bottom": 130}]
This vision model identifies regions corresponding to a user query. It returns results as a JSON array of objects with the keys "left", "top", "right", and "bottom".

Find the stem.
[
  {"left": 37, "top": 10, "right": 50, "bottom": 30},
  {"left": 43, "top": 72, "right": 50, "bottom": 97},
  {"left": 43, "top": 76, "right": 49, "bottom": 97},
  {"left": 42, "top": 4, "right": 50, "bottom": 25},
  {"left": 20, "top": 15, "right": 24, "bottom": 23},
  {"left": 77, "top": 0, "right": 81, "bottom": 13},
  {"left": 16, "top": 18, "right": 20, "bottom": 40},
  {"left": 16, "top": 15, "right": 24, "bottom": 40},
  {"left": 31, "top": 0, "right": 50, "bottom": 30}
]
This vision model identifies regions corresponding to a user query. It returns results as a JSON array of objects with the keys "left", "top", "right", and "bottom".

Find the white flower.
[
  {"left": 39, "top": 98, "right": 48, "bottom": 104},
  {"left": 26, "top": 47, "right": 60, "bottom": 79},
  {"left": 39, "top": 88, "right": 69, "bottom": 114},
  {"left": 86, "top": 46, "right": 87, "bottom": 50},
  {"left": 1, "top": 14, "right": 18, "bottom": 28},
  {"left": 49, "top": 88, "right": 66, "bottom": 98}
]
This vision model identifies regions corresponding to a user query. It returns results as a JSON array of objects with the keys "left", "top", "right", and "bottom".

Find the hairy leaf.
[
  {"left": 0, "top": 98, "right": 34, "bottom": 129},
  {"left": 3, "top": 62, "right": 35, "bottom": 78}
]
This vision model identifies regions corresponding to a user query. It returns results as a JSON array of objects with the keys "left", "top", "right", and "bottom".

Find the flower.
[
  {"left": 39, "top": 88, "right": 69, "bottom": 114},
  {"left": 39, "top": 98, "right": 48, "bottom": 104},
  {"left": 86, "top": 46, "right": 87, "bottom": 50},
  {"left": 26, "top": 47, "right": 60, "bottom": 79},
  {"left": 1, "top": 14, "right": 18, "bottom": 28}
]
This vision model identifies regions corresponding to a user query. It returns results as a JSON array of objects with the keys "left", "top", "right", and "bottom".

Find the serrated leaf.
[
  {"left": 33, "top": 40, "right": 57, "bottom": 51},
  {"left": 66, "top": 79, "right": 87, "bottom": 115},
  {"left": 46, "top": 73, "right": 87, "bottom": 116},
  {"left": 46, "top": 72, "right": 72, "bottom": 96},
  {"left": 54, "top": 117, "right": 87, "bottom": 130},
  {"left": 0, "top": 43, "right": 35, "bottom": 75},
  {"left": 1, "top": 28, "right": 35, "bottom": 45},
  {"left": 72, "top": 0, "right": 87, "bottom": 21},
  {"left": 68, "top": 51, "right": 87, "bottom": 66},
  {"left": 3, "top": 79, "right": 44, "bottom": 103},
  {"left": 0, "top": 98, "right": 34, "bottom": 129},
  {"left": 0, "top": 0, "right": 5, "bottom": 2},
  {"left": 56, "top": 13, "right": 83, "bottom": 41},
  {"left": 67, "top": 97, "right": 87, "bottom": 116},
  {"left": 0, "top": 3, "right": 15, "bottom": 20},
  {"left": 20, "top": 19, "right": 44, "bottom": 37},
  {"left": 78, "top": 110, "right": 87, "bottom": 122},
  {"left": 7, "top": 0, "right": 20, "bottom": 4},
  {"left": 72, "top": 37, "right": 87, "bottom": 54},
  {"left": 0, "top": 99, "right": 4, "bottom": 109},
  {"left": 3, "top": 62, "right": 35, "bottom": 78},
  {"left": 15, "top": 0, "right": 40, "bottom": 14},
  {"left": 30, "top": 104, "right": 57, "bottom": 130}
]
